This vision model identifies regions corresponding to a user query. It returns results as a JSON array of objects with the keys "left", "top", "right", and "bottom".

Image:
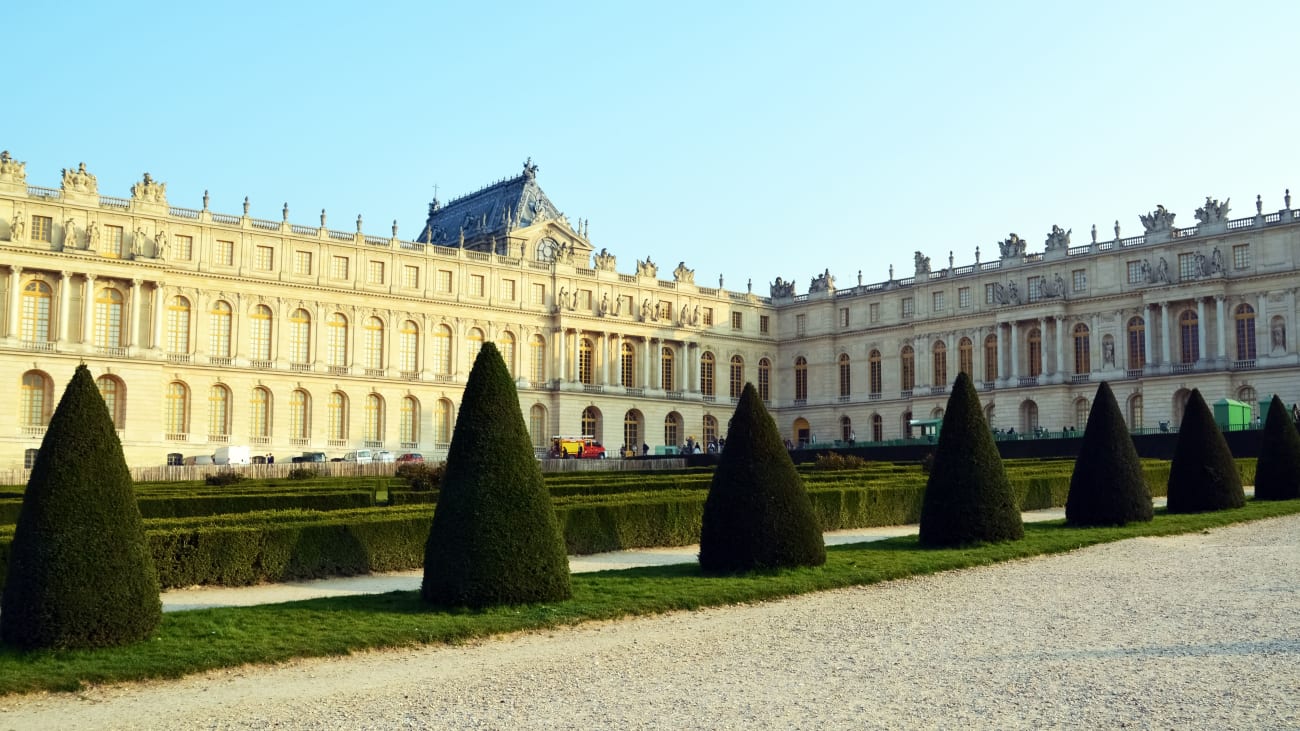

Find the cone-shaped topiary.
[
  {"left": 422, "top": 342, "right": 571, "bottom": 607},
  {"left": 1, "top": 365, "right": 160, "bottom": 650},
  {"left": 1166, "top": 388, "right": 1245, "bottom": 513},
  {"left": 1254, "top": 394, "right": 1300, "bottom": 500},
  {"left": 918, "top": 372, "right": 1023, "bottom": 547},
  {"left": 1065, "top": 381, "right": 1153, "bottom": 526},
  {"left": 699, "top": 382, "right": 826, "bottom": 573}
]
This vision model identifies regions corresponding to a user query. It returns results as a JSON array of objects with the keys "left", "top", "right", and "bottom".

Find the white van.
[
  {"left": 343, "top": 449, "right": 373, "bottom": 464},
  {"left": 213, "top": 445, "right": 251, "bottom": 465}
]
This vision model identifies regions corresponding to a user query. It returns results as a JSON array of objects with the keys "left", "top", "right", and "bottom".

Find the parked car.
[
  {"left": 396, "top": 452, "right": 424, "bottom": 463},
  {"left": 183, "top": 454, "right": 214, "bottom": 466},
  {"left": 342, "top": 449, "right": 373, "bottom": 464},
  {"left": 213, "top": 445, "right": 251, "bottom": 465},
  {"left": 374, "top": 450, "right": 396, "bottom": 463},
  {"left": 291, "top": 452, "right": 327, "bottom": 463}
]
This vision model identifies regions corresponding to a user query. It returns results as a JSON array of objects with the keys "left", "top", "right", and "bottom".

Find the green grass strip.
[{"left": 0, "top": 498, "right": 1296, "bottom": 696}]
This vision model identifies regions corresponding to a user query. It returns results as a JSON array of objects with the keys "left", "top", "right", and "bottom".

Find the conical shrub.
[
  {"left": 1166, "top": 388, "right": 1245, "bottom": 513},
  {"left": 422, "top": 342, "right": 571, "bottom": 607},
  {"left": 1254, "top": 394, "right": 1300, "bottom": 500},
  {"left": 918, "top": 372, "right": 1023, "bottom": 547},
  {"left": 1, "top": 365, "right": 161, "bottom": 649},
  {"left": 699, "top": 382, "right": 826, "bottom": 573},
  {"left": 1065, "top": 382, "right": 1153, "bottom": 525}
]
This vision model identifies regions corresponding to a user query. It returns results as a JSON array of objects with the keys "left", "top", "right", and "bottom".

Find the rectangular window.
[
  {"left": 932, "top": 291, "right": 945, "bottom": 311},
  {"left": 958, "top": 287, "right": 971, "bottom": 309},
  {"left": 759, "top": 315, "right": 770, "bottom": 334},
  {"left": 215, "top": 240, "right": 234, "bottom": 266},
  {"left": 470, "top": 274, "right": 485, "bottom": 297},
  {"left": 795, "top": 314, "right": 807, "bottom": 336},
  {"left": 1232, "top": 244, "right": 1250, "bottom": 269},
  {"left": 402, "top": 265, "right": 419, "bottom": 288},
  {"left": 703, "top": 307, "right": 714, "bottom": 326},
  {"left": 1178, "top": 253, "right": 1196, "bottom": 281},
  {"left": 1127, "top": 261, "right": 1143, "bottom": 284},
  {"left": 501, "top": 279, "right": 516, "bottom": 300},
  {"left": 731, "top": 311, "right": 743, "bottom": 330},
  {"left": 368, "top": 260, "right": 385, "bottom": 284},
  {"left": 331, "top": 255, "right": 350, "bottom": 280},
  {"left": 105, "top": 225, "right": 125, "bottom": 257},
  {"left": 839, "top": 307, "right": 849, "bottom": 327},
  {"left": 579, "top": 289, "right": 592, "bottom": 309},
  {"left": 31, "top": 215, "right": 53, "bottom": 242},
  {"left": 437, "top": 270, "right": 453, "bottom": 293},
  {"left": 1072, "top": 269, "right": 1087, "bottom": 292},
  {"left": 254, "top": 245, "right": 274, "bottom": 271},
  {"left": 901, "top": 297, "right": 914, "bottom": 317},
  {"left": 293, "top": 251, "right": 312, "bottom": 275},
  {"left": 531, "top": 283, "right": 546, "bottom": 305},
  {"left": 869, "top": 302, "right": 879, "bottom": 322},
  {"left": 175, "top": 234, "right": 193, "bottom": 260},
  {"left": 620, "top": 295, "right": 634, "bottom": 315},
  {"left": 985, "top": 283, "right": 997, "bottom": 304},
  {"left": 1027, "top": 276, "right": 1043, "bottom": 302}
]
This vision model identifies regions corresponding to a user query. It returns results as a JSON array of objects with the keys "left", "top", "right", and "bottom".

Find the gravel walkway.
[{"left": 3, "top": 513, "right": 1296, "bottom": 730}]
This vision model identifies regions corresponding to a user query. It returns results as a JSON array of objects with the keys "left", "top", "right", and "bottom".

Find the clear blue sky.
[{"left": 6, "top": 1, "right": 1298, "bottom": 293}]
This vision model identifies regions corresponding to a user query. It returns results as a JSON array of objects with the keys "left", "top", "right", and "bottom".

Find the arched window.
[
  {"left": 620, "top": 342, "right": 635, "bottom": 387},
  {"left": 289, "top": 389, "right": 309, "bottom": 440},
  {"left": 794, "top": 356, "right": 808, "bottom": 401},
  {"left": 758, "top": 358, "right": 771, "bottom": 401},
  {"left": 839, "top": 353, "right": 852, "bottom": 398},
  {"left": 365, "top": 393, "right": 384, "bottom": 443},
  {"left": 288, "top": 308, "right": 310, "bottom": 364},
  {"left": 529, "top": 334, "right": 546, "bottom": 382},
  {"left": 328, "top": 391, "right": 347, "bottom": 441},
  {"left": 165, "top": 382, "right": 189, "bottom": 436},
  {"left": 664, "top": 412, "right": 681, "bottom": 447},
  {"left": 250, "top": 387, "right": 271, "bottom": 438},
  {"left": 840, "top": 415, "right": 853, "bottom": 442},
  {"left": 1235, "top": 304, "right": 1256, "bottom": 361},
  {"left": 868, "top": 349, "right": 882, "bottom": 395},
  {"left": 496, "top": 331, "right": 515, "bottom": 376},
  {"left": 94, "top": 287, "right": 124, "bottom": 348},
  {"left": 167, "top": 296, "right": 192, "bottom": 355},
  {"left": 871, "top": 413, "right": 883, "bottom": 442},
  {"left": 400, "top": 396, "right": 419, "bottom": 445},
  {"left": 96, "top": 375, "right": 125, "bottom": 429},
  {"left": 958, "top": 337, "right": 973, "bottom": 377},
  {"left": 1237, "top": 386, "right": 1257, "bottom": 420},
  {"left": 432, "top": 324, "right": 453, "bottom": 375},
  {"left": 902, "top": 411, "right": 913, "bottom": 439},
  {"left": 932, "top": 341, "right": 947, "bottom": 389},
  {"left": 249, "top": 304, "right": 273, "bottom": 360},
  {"left": 1173, "top": 389, "right": 1191, "bottom": 425},
  {"left": 729, "top": 355, "right": 744, "bottom": 399},
  {"left": 578, "top": 337, "right": 594, "bottom": 385},
  {"left": 984, "top": 334, "right": 998, "bottom": 382},
  {"left": 623, "top": 410, "right": 643, "bottom": 452},
  {"left": 210, "top": 300, "right": 233, "bottom": 359},
  {"left": 702, "top": 414, "right": 718, "bottom": 445},
  {"left": 434, "top": 398, "right": 453, "bottom": 444},
  {"left": 581, "top": 406, "right": 599, "bottom": 439},
  {"left": 327, "top": 312, "right": 349, "bottom": 368},
  {"left": 208, "top": 384, "right": 231, "bottom": 437},
  {"left": 1128, "top": 394, "right": 1143, "bottom": 430},
  {"left": 1027, "top": 328, "right": 1042, "bottom": 378},
  {"left": 21, "top": 371, "right": 52, "bottom": 427},
  {"left": 1179, "top": 310, "right": 1199, "bottom": 364},
  {"left": 400, "top": 320, "right": 420, "bottom": 373},
  {"left": 20, "top": 280, "right": 53, "bottom": 342},
  {"left": 661, "top": 346, "right": 675, "bottom": 391},
  {"left": 900, "top": 346, "right": 915, "bottom": 391},
  {"left": 467, "top": 327, "right": 484, "bottom": 369},
  {"left": 364, "top": 316, "right": 385, "bottom": 371},
  {"left": 1127, "top": 317, "right": 1146, "bottom": 370},
  {"left": 529, "top": 404, "right": 547, "bottom": 448},
  {"left": 1074, "top": 398, "right": 1089, "bottom": 431},
  {"left": 1073, "top": 323, "right": 1091, "bottom": 374},
  {"left": 1020, "top": 399, "right": 1039, "bottom": 433},
  {"left": 700, "top": 352, "right": 715, "bottom": 396}
]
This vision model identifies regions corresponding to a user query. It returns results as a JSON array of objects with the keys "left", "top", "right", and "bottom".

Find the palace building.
[{"left": 1, "top": 151, "right": 1297, "bottom": 468}]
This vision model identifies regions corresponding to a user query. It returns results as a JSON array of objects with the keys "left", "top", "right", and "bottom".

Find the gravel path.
[{"left": 3, "top": 514, "right": 1297, "bottom": 730}]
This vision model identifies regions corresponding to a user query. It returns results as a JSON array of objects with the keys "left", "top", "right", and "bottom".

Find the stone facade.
[{"left": 1, "top": 153, "right": 1297, "bottom": 467}]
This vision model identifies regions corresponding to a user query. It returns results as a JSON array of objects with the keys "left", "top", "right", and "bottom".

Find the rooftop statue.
[
  {"left": 636, "top": 257, "right": 657, "bottom": 278},
  {"left": 913, "top": 251, "right": 931, "bottom": 276},
  {"left": 131, "top": 172, "right": 167, "bottom": 204},
  {"left": 999, "top": 233, "right": 1027, "bottom": 259},
  {"left": 809, "top": 268, "right": 835, "bottom": 293},
  {"left": 60, "top": 162, "right": 98, "bottom": 195},
  {"left": 592, "top": 247, "right": 617, "bottom": 272},
  {"left": 1044, "top": 224, "right": 1071, "bottom": 250},
  {"left": 0, "top": 150, "right": 27, "bottom": 185},
  {"left": 672, "top": 261, "right": 695, "bottom": 284},
  {"left": 1139, "top": 204, "right": 1176, "bottom": 233},
  {"left": 770, "top": 276, "right": 795, "bottom": 299},
  {"left": 1194, "top": 197, "right": 1231, "bottom": 225}
]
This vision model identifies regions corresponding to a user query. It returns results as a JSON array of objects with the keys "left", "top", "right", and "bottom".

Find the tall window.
[
  {"left": 289, "top": 308, "right": 311, "bottom": 364},
  {"left": 841, "top": 415, "right": 854, "bottom": 442},
  {"left": 400, "top": 320, "right": 420, "bottom": 372},
  {"left": 94, "top": 288, "right": 124, "bottom": 348},
  {"left": 838, "top": 353, "right": 851, "bottom": 398},
  {"left": 529, "top": 334, "right": 546, "bottom": 382},
  {"left": 620, "top": 342, "right": 635, "bottom": 387},
  {"left": 701, "top": 415, "right": 717, "bottom": 445},
  {"left": 400, "top": 396, "right": 419, "bottom": 445},
  {"left": 901, "top": 346, "right": 915, "bottom": 391},
  {"left": 529, "top": 404, "right": 547, "bottom": 448},
  {"left": 167, "top": 296, "right": 191, "bottom": 354},
  {"left": 497, "top": 331, "right": 515, "bottom": 376},
  {"left": 623, "top": 410, "right": 642, "bottom": 452},
  {"left": 1074, "top": 398, "right": 1089, "bottom": 430},
  {"left": 1027, "top": 328, "right": 1042, "bottom": 378},
  {"left": 664, "top": 414, "right": 680, "bottom": 447},
  {"left": 467, "top": 328, "right": 484, "bottom": 369},
  {"left": 210, "top": 300, "right": 233, "bottom": 358},
  {"left": 289, "top": 389, "right": 309, "bottom": 440},
  {"left": 104, "top": 224, "right": 123, "bottom": 256},
  {"left": 1128, "top": 394, "right": 1144, "bottom": 430},
  {"left": 1179, "top": 310, "right": 1199, "bottom": 364},
  {"left": 871, "top": 413, "right": 883, "bottom": 442},
  {"left": 175, "top": 235, "right": 193, "bottom": 260},
  {"left": 365, "top": 394, "right": 384, "bottom": 442},
  {"left": 328, "top": 392, "right": 347, "bottom": 440},
  {"left": 432, "top": 325, "right": 452, "bottom": 375},
  {"left": 249, "top": 304, "right": 272, "bottom": 360},
  {"left": 661, "top": 346, "right": 674, "bottom": 391},
  {"left": 758, "top": 358, "right": 771, "bottom": 401},
  {"left": 958, "top": 337, "right": 973, "bottom": 377},
  {"left": 700, "top": 352, "right": 715, "bottom": 396},
  {"left": 434, "top": 399, "right": 453, "bottom": 444},
  {"left": 96, "top": 375, "right": 125, "bottom": 428},
  {"left": 1127, "top": 317, "right": 1146, "bottom": 369},
  {"left": 794, "top": 356, "right": 808, "bottom": 401},
  {"left": 984, "top": 334, "right": 998, "bottom": 382},
  {"left": 578, "top": 338, "right": 594, "bottom": 385},
  {"left": 208, "top": 385, "right": 230, "bottom": 436},
  {"left": 932, "top": 341, "right": 947, "bottom": 388},
  {"left": 20, "top": 280, "right": 52, "bottom": 342},
  {"left": 1073, "top": 323, "right": 1091, "bottom": 373},
  {"left": 1235, "top": 304, "right": 1257, "bottom": 360},
  {"left": 21, "top": 371, "right": 50, "bottom": 427},
  {"left": 250, "top": 387, "right": 270, "bottom": 438},
  {"left": 215, "top": 239, "right": 234, "bottom": 266},
  {"left": 327, "top": 313, "right": 349, "bottom": 367},
  {"left": 364, "top": 316, "right": 385, "bottom": 370},
  {"left": 869, "top": 350, "right": 882, "bottom": 395},
  {"left": 165, "top": 382, "right": 188, "bottom": 436},
  {"left": 729, "top": 355, "right": 744, "bottom": 399},
  {"left": 581, "top": 406, "right": 599, "bottom": 437}
]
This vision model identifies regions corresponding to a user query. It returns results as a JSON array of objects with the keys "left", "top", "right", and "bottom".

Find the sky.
[{"left": 6, "top": 1, "right": 1299, "bottom": 295}]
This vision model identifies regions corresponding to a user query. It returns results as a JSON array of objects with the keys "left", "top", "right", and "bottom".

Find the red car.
[{"left": 396, "top": 453, "right": 424, "bottom": 463}]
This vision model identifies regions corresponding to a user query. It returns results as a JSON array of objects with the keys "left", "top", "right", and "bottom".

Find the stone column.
[
  {"left": 1257, "top": 292, "right": 1268, "bottom": 359},
  {"left": 570, "top": 329, "right": 580, "bottom": 382},
  {"left": 1053, "top": 316, "right": 1064, "bottom": 378},
  {"left": 81, "top": 274, "right": 97, "bottom": 345},
  {"left": 1159, "top": 301, "right": 1171, "bottom": 369},
  {"left": 613, "top": 334, "right": 623, "bottom": 387},
  {"left": 644, "top": 337, "right": 653, "bottom": 388},
  {"left": 556, "top": 328, "right": 567, "bottom": 382},
  {"left": 996, "top": 323, "right": 1006, "bottom": 384},
  {"left": 128, "top": 279, "right": 142, "bottom": 348},
  {"left": 152, "top": 282, "right": 168, "bottom": 350},
  {"left": 1215, "top": 295, "right": 1227, "bottom": 363},
  {"left": 7, "top": 266, "right": 23, "bottom": 339},
  {"left": 1009, "top": 321, "right": 1019, "bottom": 381},
  {"left": 1144, "top": 303, "right": 1155, "bottom": 369},
  {"left": 598, "top": 333, "right": 608, "bottom": 385},
  {"left": 1196, "top": 298, "right": 1207, "bottom": 365},
  {"left": 1089, "top": 314, "right": 1100, "bottom": 373},
  {"left": 57, "top": 271, "right": 72, "bottom": 344}
]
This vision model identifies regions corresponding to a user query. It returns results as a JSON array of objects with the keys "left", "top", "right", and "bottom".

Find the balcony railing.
[
  {"left": 582, "top": 384, "right": 604, "bottom": 394},
  {"left": 869, "top": 392, "right": 882, "bottom": 400},
  {"left": 929, "top": 386, "right": 947, "bottom": 396},
  {"left": 209, "top": 356, "right": 233, "bottom": 366},
  {"left": 1018, "top": 376, "right": 1039, "bottom": 387},
  {"left": 22, "top": 340, "right": 55, "bottom": 352},
  {"left": 289, "top": 437, "right": 310, "bottom": 447},
  {"left": 433, "top": 374, "right": 456, "bottom": 383},
  {"left": 21, "top": 425, "right": 46, "bottom": 438},
  {"left": 899, "top": 389, "right": 913, "bottom": 399},
  {"left": 249, "top": 359, "right": 274, "bottom": 370},
  {"left": 364, "top": 368, "right": 385, "bottom": 378},
  {"left": 327, "top": 439, "right": 347, "bottom": 448},
  {"left": 1231, "top": 359, "right": 1256, "bottom": 371},
  {"left": 838, "top": 394, "right": 851, "bottom": 403},
  {"left": 1126, "top": 367, "right": 1145, "bottom": 379},
  {"left": 207, "top": 433, "right": 229, "bottom": 444},
  {"left": 363, "top": 440, "right": 384, "bottom": 449},
  {"left": 327, "top": 365, "right": 349, "bottom": 376},
  {"left": 1070, "top": 374, "right": 1091, "bottom": 384},
  {"left": 290, "top": 362, "right": 312, "bottom": 373},
  {"left": 97, "top": 346, "right": 128, "bottom": 358},
  {"left": 401, "top": 370, "right": 421, "bottom": 381},
  {"left": 624, "top": 386, "right": 644, "bottom": 397},
  {"left": 792, "top": 398, "right": 807, "bottom": 407},
  {"left": 702, "top": 394, "right": 716, "bottom": 402},
  {"left": 666, "top": 390, "right": 684, "bottom": 400},
  {"left": 165, "top": 432, "right": 188, "bottom": 442},
  {"left": 981, "top": 381, "right": 996, "bottom": 391},
  {"left": 167, "top": 353, "right": 192, "bottom": 364},
  {"left": 1172, "top": 363, "right": 1194, "bottom": 374},
  {"left": 250, "top": 436, "right": 270, "bottom": 446}
]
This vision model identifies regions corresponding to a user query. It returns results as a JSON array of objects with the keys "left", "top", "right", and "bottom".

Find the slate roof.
[{"left": 416, "top": 159, "right": 564, "bottom": 248}]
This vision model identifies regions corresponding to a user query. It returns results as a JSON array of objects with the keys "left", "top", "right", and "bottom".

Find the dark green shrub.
[
  {"left": 205, "top": 471, "right": 247, "bottom": 487},
  {"left": 918, "top": 372, "right": 1023, "bottom": 547},
  {"left": 286, "top": 467, "right": 319, "bottom": 480},
  {"left": 811, "top": 452, "right": 869, "bottom": 470},
  {"left": 422, "top": 342, "right": 571, "bottom": 607},
  {"left": 1254, "top": 395, "right": 1300, "bottom": 500},
  {"left": 1167, "top": 388, "right": 1245, "bottom": 513},
  {"left": 1, "top": 365, "right": 161, "bottom": 649},
  {"left": 699, "top": 383, "right": 826, "bottom": 573},
  {"left": 396, "top": 462, "right": 445, "bottom": 491},
  {"left": 1065, "top": 382, "right": 1153, "bottom": 526}
]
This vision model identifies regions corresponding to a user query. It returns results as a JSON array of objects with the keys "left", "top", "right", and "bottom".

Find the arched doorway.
[
  {"left": 1020, "top": 399, "right": 1039, "bottom": 434},
  {"left": 1172, "top": 388, "right": 1191, "bottom": 427},
  {"left": 664, "top": 411, "right": 683, "bottom": 450},
  {"left": 623, "top": 409, "right": 644, "bottom": 454},
  {"left": 792, "top": 417, "right": 810, "bottom": 447},
  {"left": 580, "top": 405, "right": 602, "bottom": 443}
]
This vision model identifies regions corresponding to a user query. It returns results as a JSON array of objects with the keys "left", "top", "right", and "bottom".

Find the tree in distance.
[
  {"left": 1253, "top": 394, "right": 1300, "bottom": 500},
  {"left": 1166, "top": 388, "right": 1245, "bottom": 513},
  {"left": 918, "top": 372, "right": 1024, "bottom": 547},
  {"left": 1, "top": 364, "right": 161, "bottom": 650},
  {"left": 1065, "top": 381, "right": 1153, "bottom": 526},
  {"left": 699, "top": 382, "right": 826, "bottom": 573},
  {"left": 422, "top": 342, "right": 571, "bottom": 607}
]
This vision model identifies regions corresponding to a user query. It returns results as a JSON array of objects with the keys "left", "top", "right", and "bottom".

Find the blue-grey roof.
[{"left": 417, "top": 159, "right": 563, "bottom": 247}]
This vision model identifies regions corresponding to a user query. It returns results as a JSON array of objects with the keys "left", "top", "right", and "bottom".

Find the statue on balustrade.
[
  {"left": 60, "top": 162, "right": 98, "bottom": 195},
  {"left": 1194, "top": 197, "right": 1231, "bottom": 225},
  {"left": 1139, "top": 204, "right": 1176, "bottom": 233},
  {"left": 913, "top": 251, "right": 931, "bottom": 276},
  {"left": 636, "top": 257, "right": 657, "bottom": 278},
  {"left": 809, "top": 268, "right": 835, "bottom": 293},
  {"left": 1044, "top": 224, "right": 1071, "bottom": 250},
  {"left": 673, "top": 261, "right": 695, "bottom": 284},
  {"left": 0, "top": 150, "right": 26, "bottom": 185},
  {"left": 592, "top": 247, "right": 617, "bottom": 272},
  {"left": 998, "top": 233, "right": 1027, "bottom": 259},
  {"left": 131, "top": 172, "right": 167, "bottom": 204},
  {"left": 770, "top": 276, "right": 795, "bottom": 299}
]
